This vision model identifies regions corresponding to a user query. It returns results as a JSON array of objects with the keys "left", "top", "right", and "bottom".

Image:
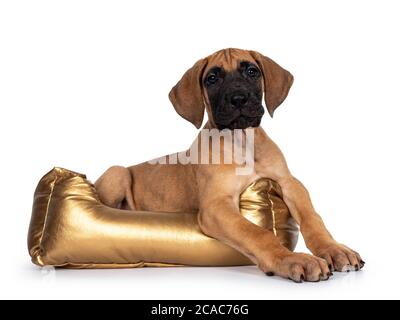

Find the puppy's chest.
[
  {"left": 237, "top": 158, "right": 270, "bottom": 190},
  {"left": 251, "top": 156, "right": 285, "bottom": 186}
]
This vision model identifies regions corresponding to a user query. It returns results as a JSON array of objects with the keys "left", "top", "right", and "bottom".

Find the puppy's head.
[{"left": 169, "top": 48, "right": 293, "bottom": 130}]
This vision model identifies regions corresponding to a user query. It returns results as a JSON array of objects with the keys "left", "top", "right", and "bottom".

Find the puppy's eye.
[
  {"left": 246, "top": 66, "right": 260, "bottom": 78},
  {"left": 206, "top": 73, "right": 218, "bottom": 85}
]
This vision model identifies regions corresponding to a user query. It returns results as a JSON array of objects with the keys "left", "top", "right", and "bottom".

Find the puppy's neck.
[
  {"left": 202, "top": 121, "right": 264, "bottom": 132},
  {"left": 203, "top": 121, "right": 216, "bottom": 130}
]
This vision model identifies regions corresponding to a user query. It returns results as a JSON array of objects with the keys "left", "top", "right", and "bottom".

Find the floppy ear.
[
  {"left": 250, "top": 51, "right": 294, "bottom": 117},
  {"left": 169, "top": 58, "right": 208, "bottom": 129}
]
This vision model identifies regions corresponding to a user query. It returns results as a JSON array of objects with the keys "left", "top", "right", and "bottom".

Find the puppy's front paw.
[
  {"left": 315, "top": 243, "right": 365, "bottom": 272},
  {"left": 265, "top": 252, "right": 331, "bottom": 283}
]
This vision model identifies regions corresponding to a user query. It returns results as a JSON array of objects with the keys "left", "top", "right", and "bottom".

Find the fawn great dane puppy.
[{"left": 95, "top": 48, "right": 364, "bottom": 282}]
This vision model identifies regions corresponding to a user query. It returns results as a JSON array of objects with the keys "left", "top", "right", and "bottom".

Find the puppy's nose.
[{"left": 231, "top": 93, "right": 248, "bottom": 107}]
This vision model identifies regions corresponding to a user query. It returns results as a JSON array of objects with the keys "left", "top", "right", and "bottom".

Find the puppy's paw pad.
[
  {"left": 316, "top": 243, "right": 364, "bottom": 273},
  {"left": 341, "top": 264, "right": 356, "bottom": 272}
]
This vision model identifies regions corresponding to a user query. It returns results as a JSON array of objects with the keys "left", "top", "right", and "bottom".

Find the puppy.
[{"left": 95, "top": 48, "right": 364, "bottom": 282}]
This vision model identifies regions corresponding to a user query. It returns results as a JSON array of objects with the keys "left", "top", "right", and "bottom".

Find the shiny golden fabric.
[{"left": 28, "top": 167, "right": 298, "bottom": 268}]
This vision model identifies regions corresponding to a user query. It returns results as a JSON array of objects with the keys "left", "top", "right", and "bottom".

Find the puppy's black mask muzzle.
[
  {"left": 206, "top": 65, "right": 265, "bottom": 130},
  {"left": 214, "top": 87, "right": 264, "bottom": 130}
]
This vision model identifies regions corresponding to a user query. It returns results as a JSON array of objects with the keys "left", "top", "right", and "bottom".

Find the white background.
[{"left": 1, "top": 0, "right": 399, "bottom": 299}]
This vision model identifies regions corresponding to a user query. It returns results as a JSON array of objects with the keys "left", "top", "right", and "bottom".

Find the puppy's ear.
[
  {"left": 169, "top": 58, "right": 208, "bottom": 129},
  {"left": 250, "top": 51, "right": 294, "bottom": 117}
]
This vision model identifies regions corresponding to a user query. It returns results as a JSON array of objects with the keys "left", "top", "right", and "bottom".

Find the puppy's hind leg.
[{"left": 94, "top": 166, "right": 135, "bottom": 210}]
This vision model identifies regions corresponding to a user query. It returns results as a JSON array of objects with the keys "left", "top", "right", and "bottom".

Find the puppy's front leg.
[
  {"left": 198, "top": 196, "right": 331, "bottom": 282},
  {"left": 278, "top": 177, "right": 364, "bottom": 272}
]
